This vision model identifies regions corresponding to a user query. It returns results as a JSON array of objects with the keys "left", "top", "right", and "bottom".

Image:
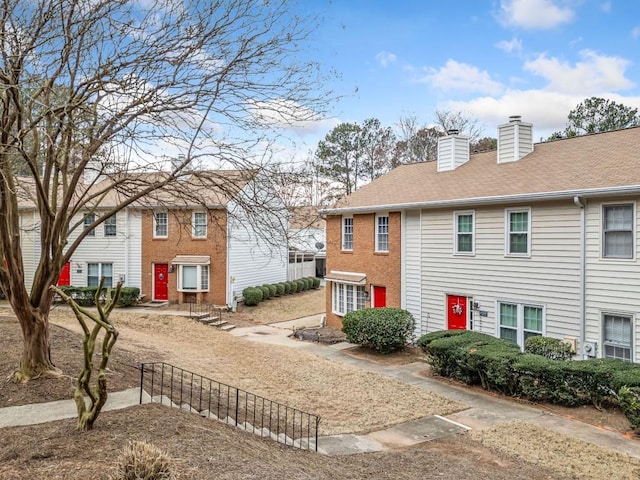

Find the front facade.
[{"left": 324, "top": 120, "right": 640, "bottom": 362}]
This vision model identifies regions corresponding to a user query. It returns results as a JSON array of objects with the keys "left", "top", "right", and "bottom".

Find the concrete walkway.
[{"left": 2, "top": 316, "right": 639, "bottom": 459}]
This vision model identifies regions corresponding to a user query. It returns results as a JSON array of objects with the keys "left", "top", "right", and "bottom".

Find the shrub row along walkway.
[{"left": 1, "top": 314, "right": 639, "bottom": 460}]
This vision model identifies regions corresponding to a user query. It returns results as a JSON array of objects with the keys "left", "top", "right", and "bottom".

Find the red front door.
[
  {"left": 447, "top": 295, "right": 467, "bottom": 330},
  {"left": 373, "top": 286, "right": 386, "bottom": 308},
  {"left": 153, "top": 264, "right": 169, "bottom": 301},
  {"left": 57, "top": 262, "right": 71, "bottom": 286}
]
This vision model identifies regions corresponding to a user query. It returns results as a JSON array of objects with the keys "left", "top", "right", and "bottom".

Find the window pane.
[
  {"left": 604, "top": 315, "right": 631, "bottom": 345},
  {"left": 200, "top": 265, "right": 209, "bottom": 290},
  {"left": 500, "top": 327, "right": 518, "bottom": 344},
  {"left": 457, "top": 234, "right": 472, "bottom": 252},
  {"left": 84, "top": 214, "right": 95, "bottom": 236},
  {"left": 87, "top": 263, "right": 99, "bottom": 287},
  {"left": 182, "top": 266, "right": 197, "bottom": 290},
  {"left": 356, "top": 286, "right": 366, "bottom": 310},
  {"left": 499, "top": 303, "right": 517, "bottom": 327},
  {"left": 604, "top": 231, "right": 633, "bottom": 258},
  {"left": 155, "top": 213, "right": 168, "bottom": 236},
  {"left": 343, "top": 218, "right": 353, "bottom": 250},
  {"left": 102, "top": 263, "right": 113, "bottom": 287},
  {"left": 193, "top": 212, "right": 207, "bottom": 237},
  {"left": 604, "top": 205, "right": 633, "bottom": 230},
  {"left": 338, "top": 283, "right": 345, "bottom": 313},
  {"left": 510, "top": 211, "right": 528, "bottom": 232},
  {"left": 346, "top": 286, "right": 354, "bottom": 313},
  {"left": 510, "top": 233, "right": 528, "bottom": 253},
  {"left": 377, "top": 216, "right": 389, "bottom": 251},
  {"left": 524, "top": 306, "right": 542, "bottom": 332},
  {"left": 457, "top": 214, "right": 473, "bottom": 233},
  {"left": 104, "top": 216, "right": 117, "bottom": 236}
]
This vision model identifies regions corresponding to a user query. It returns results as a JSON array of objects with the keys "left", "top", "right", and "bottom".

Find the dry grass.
[
  {"left": 235, "top": 287, "right": 326, "bottom": 324},
  {"left": 471, "top": 422, "right": 640, "bottom": 480}
]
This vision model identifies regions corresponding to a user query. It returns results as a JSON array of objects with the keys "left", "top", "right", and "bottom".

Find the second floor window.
[
  {"left": 154, "top": 212, "right": 168, "bottom": 238},
  {"left": 454, "top": 211, "right": 474, "bottom": 254},
  {"left": 506, "top": 208, "right": 530, "bottom": 256},
  {"left": 375, "top": 215, "right": 389, "bottom": 252},
  {"left": 342, "top": 217, "right": 353, "bottom": 250},
  {"left": 83, "top": 213, "right": 96, "bottom": 237},
  {"left": 104, "top": 215, "right": 117, "bottom": 237},
  {"left": 603, "top": 204, "right": 633, "bottom": 259},
  {"left": 192, "top": 212, "right": 207, "bottom": 238}
]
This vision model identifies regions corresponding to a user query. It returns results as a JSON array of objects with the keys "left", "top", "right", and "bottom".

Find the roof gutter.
[{"left": 320, "top": 185, "right": 640, "bottom": 215}]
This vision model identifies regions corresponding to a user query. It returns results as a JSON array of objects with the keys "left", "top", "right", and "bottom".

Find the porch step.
[
  {"left": 220, "top": 324, "right": 236, "bottom": 332},
  {"left": 208, "top": 320, "right": 227, "bottom": 327},
  {"left": 200, "top": 316, "right": 222, "bottom": 325}
]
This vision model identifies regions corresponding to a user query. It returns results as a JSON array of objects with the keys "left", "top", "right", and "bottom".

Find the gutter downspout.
[{"left": 573, "top": 196, "right": 586, "bottom": 359}]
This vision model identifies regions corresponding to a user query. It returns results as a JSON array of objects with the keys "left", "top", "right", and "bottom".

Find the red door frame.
[
  {"left": 372, "top": 285, "right": 387, "bottom": 308},
  {"left": 447, "top": 295, "right": 467, "bottom": 330},
  {"left": 153, "top": 264, "right": 169, "bottom": 301}
]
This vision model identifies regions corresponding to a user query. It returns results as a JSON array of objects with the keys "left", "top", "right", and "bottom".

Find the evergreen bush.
[
  {"left": 275, "top": 283, "right": 286, "bottom": 296},
  {"left": 242, "top": 287, "right": 263, "bottom": 306},
  {"left": 342, "top": 308, "right": 415, "bottom": 354},
  {"left": 524, "top": 335, "right": 574, "bottom": 361},
  {"left": 619, "top": 386, "right": 640, "bottom": 431},
  {"left": 258, "top": 285, "right": 271, "bottom": 299}
]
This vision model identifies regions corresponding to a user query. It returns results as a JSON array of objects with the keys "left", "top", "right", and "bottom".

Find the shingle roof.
[{"left": 325, "top": 127, "right": 640, "bottom": 213}]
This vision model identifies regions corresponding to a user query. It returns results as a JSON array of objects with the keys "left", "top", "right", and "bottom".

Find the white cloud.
[
  {"left": 420, "top": 60, "right": 504, "bottom": 96},
  {"left": 375, "top": 51, "right": 397, "bottom": 67},
  {"left": 497, "top": 0, "right": 575, "bottom": 29},
  {"left": 496, "top": 37, "right": 523, "bottom": 55},
  {"left": 446, "top": 90, "right": 640, "bottom": 140},
  {"left": 524, "top": 50, "right": 634, "bottom": 94},
  {"left": 247, "top": 99, "right": 338, "bottom": 136},
  {"left": 632, "top": 26, "right": 640, "bottom": 39},
  {"left": 600, "top": 1, "right": 612, "bottom": 13}
]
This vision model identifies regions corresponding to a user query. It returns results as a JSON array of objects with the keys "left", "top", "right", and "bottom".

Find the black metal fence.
[
  {"left": 188, "top": 301, "right": 223, "bottom": 321},
  {"left": 139, "top": 362, "right": 320, "bottom": 451}
]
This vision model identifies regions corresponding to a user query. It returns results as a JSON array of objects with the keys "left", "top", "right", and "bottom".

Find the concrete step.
[
  {"left": 220, "top": 324, "right": 236, "bottom": 331},
  {"left": 209, "top": 320, "right": 227, "bottom": 327}
]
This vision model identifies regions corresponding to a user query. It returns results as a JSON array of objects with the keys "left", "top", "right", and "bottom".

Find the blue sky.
[{"left": 286, "top": 0, "right": 640, "bottom": 149}]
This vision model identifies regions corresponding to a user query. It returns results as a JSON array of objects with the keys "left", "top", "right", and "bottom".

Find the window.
[
  {"left": 192, "top": 212, "right": 207, "bottom": 238},
  {"left": 498, "top": 301, "right": 543, "bottom": 347},
  {"left": 375, "top": 215, "right": 389, "bottom": 252},
  {"left": 154, "top": 212, "right": 168, "bottom": 238},
  {"left": 331, "top": 282, "right": 366, "bottom": 316},
  {"left": 454, "top": 211, "right": 474, "bottom": 254},
  {"left": 603, "top": 204, "right": 634, "bottom": 259},
  {"left": 342, "top": 217, "right": 353, "bottom": 251},
  {"left": 506, "top": 208, "right": 530, "bottom": 255},
  {"left": 178, "top": 264, "right": 209, "bottom": 292},
  {"left": 104, "top": 215, "right": 117, "bottom": 237},
  {"left": 603, "top": 314, "right": 632, "bottom": 361},
  {"left": 87, "top": 263, "right": 113, "bottom": 287},
  {"left": 84, "top": 213, "right": 96, "bottom": 237}
]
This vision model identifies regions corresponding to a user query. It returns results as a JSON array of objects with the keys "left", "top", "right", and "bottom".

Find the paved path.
[{"left": 2, "top": 315, "right": 639, "bottom": 459}]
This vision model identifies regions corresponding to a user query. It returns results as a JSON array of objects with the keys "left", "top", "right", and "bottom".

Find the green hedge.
[
  {"left": 524, "top": 335, "right": 573, "bottom": 361},
  {"left": 275, "top": 283, "right": 286, "bottom": 296},
  {"left": 258, "top": 285, "right": 271, "bottom": 299},
  {"left": 342, "top": 308, "right": 415, "bottom": 354},
  {"left": 419, "top": 330, "right": 640, "bottom": 414},
  {"left": 242, "top": 287, "right": 263, "bottom": 306},
  {"left": 263, "top": 284, "right": 277, "bottom": 298},
  {"left": 619, "top": 386, "right": 640, "bottom": 430},
  {"left": 56, "top": 286, "right": 140, "bottom": 307},
  {"left": 241, "top": 278, "right": 323, "bottom": 307}
]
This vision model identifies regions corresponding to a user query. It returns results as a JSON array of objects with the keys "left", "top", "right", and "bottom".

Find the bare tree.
[
  {"left": 0, "top": 0, "right": 332, "bottom": 381},
  {"left": 434, "top": 110, "right": 483, "bottom": 144},
  {"left": 394, "top": 115, "right": 441, "bottom": 164},
  {"left": 358, "top": 118, "right": 396, "bottom": 182}
]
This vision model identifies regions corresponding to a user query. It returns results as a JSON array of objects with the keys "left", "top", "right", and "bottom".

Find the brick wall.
[
  {"left": 324, "top": 211, "right": 402, "bottom": 327},
  {"left": 141, "top": 209, "right": 228, "bottom": 305}
]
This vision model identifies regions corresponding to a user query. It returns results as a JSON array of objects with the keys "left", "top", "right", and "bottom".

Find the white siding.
[
  {"left": 227, "top": 177, "right": 288, "bottom": 305},
  {"left": 403, "top": 210, "right": 423, "bottom": 337},
  {"left": 31, "top": 209, "right": 142, "bottom": 289},
  {"left": 418, "top": 202, "right": 582, "bottom": 344},
  {"left": 19, "top": 211, "right": 38, "bottom": 290},
  {"left": 584, "top": 198, "right": 640, "bottom": 361}
]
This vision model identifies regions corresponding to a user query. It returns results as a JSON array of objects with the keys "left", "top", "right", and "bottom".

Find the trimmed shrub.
[
  {"left": 302, "top": 278, "right": 312, "bottom": 290},
  {"left": 525, "top": 336, "right": 573, "bottom": 361},
  {"left": 274, "top": 283, "right": 286, "bottom": 296},
  {"left": 242, "top": 287, "right": 263, "bottom": 306},
  {"left": 288, "top": 281, "right": 298, "bottom": 293},
  {"left": 295, "top": 279, "right": 306, "bottom": 292},
  {"left": 283, "top": 281, "right": 293, "bottom": 294},
  {"left": 342, "top": 308, "right": 415, "bottom": 354},
  {"left": 118, "top": 287, "right": 140, "bottom": 307},
  {"left": 417, "top": 329, "right": 469, "bottom": 352},
  {"left": 258, "top": 285, "right": 271, "bottom": 299},
  {"left": 311, "top": 277, "right": 321, "bottom": 289},
  {"left": 114, "top": 440, "right": 174, "bottom": 480},
  {"left": 619, "top": 386, "right": 640, "bottom": 431},
  {"left": 263, "top": 284, "right": 277, "bottom": 298}
]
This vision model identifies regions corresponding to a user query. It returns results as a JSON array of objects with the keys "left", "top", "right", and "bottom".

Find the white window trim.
[
  {"left": 331, "top": 282, "right": 366, "bottom": 316},
  {"left": 504, "top": 207, "right": 531, "bottom": 257},
  {"left": 601, "top": 202, "right": 635, "bottom": 261},
  {"left": 104, "top": 215, "right": 117, "bottom": 237},
  {"left": 375, "top": 214, "right": 389, "bottom": 253},
  {"left": 153, "top": 211, "right": 168, "bottom": 239},
  {"left": 192, "top": 211, "right": 207, "bottom": 238},
  {"left": 495, "top": 300, "right": 545, "bottom": 349},
  {"left": 601, "top": 311, "right": 634, "bottom": 362},
  {"left": 342, "top": 216, "right": 353, "bottom": 251},
  {"left": 453, "top": 210, "right": 475, "bottom": 256},
  {"left": 177, "top": 264, "right": 210, "bottom": 293}
]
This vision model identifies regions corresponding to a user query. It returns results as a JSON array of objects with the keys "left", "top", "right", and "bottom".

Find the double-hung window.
[
  {"left": 454, "top": 211, "right": 474, "bottom": 254},
  {"left": 603, "top": 314, "right": 633, "bottom": 361},
  {"left": 375, "top": 215, "right": 389, "bottom": 252},
  {"left": 192, "top": 212, "right": 207, "bottom": 238},
  {"left": 104, "top": 215, "right": 117, "bottom": 237},
  {"left": 506, "top": 208, "right": 530, "bottom": 256},
  {"left": 342, "top": 217, "right": 353, "bottom": 251},
  {"left": 602, "top": 204, "right": 634, "bottom": 259},
  {"left": 87, "top": 263, "right": 113, "bottom": 287},
  {"left": 498, "top": 301, "right": 544, "bottom": 348},
  {"left": 332, "top": 282, "right": 366, "bottom": 316},
  {"left": 178, "top": 264, "right": 209, "bottom": 292},
  {"left": 154, "top": 212, "right": 168, "bottom": 238},
  {"left": 84, "top": 213, "right": 96, "bottom": 237}
]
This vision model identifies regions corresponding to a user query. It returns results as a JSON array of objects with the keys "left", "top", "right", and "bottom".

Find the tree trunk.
[{"left": 15, "top": 308, "right": 61, "bottom": 382}]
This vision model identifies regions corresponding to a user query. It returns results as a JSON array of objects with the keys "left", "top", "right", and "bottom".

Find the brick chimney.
[
  {"left": 497, "top": 115, "right": 533, "bottom": 164},
  {"left": 437, "top": 129, "right": 470, "bottom": 172}
]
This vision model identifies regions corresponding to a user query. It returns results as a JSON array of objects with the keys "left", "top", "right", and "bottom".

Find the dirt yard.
[{"left": 1, "top": 289, "right": 639, "bottom": 479}]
